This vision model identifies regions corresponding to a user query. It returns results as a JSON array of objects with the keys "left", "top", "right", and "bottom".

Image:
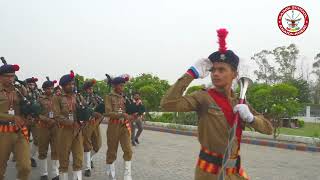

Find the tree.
[
  {"left": 312, "top": 53, "right": 320, "bottom": 104},
  {"left": 75, "top": 74, "right": 85, "bottom": 91},
  {"left": 125, "top": 73, "right": 170, "bottom": 112},
  {"left": 246, "top": 83, "right": 272, "bottom": 113},
  {"left": 247, "top": 83, "right": 301, "bottom": 138},
  {"left": 251, "top": 50, "right": 278, "bottom": 84},
  {"left": 93, "top": 80, "right": 111, "bottom": 97},
  {"left": 272, "top": 44, "right": 299, "bottom": 81},
  {"left": 284, "top": 77, "right": 311, "bottom": 103},
  {"left": 251, "top": 44, "right": 300, "bottom": 84}
]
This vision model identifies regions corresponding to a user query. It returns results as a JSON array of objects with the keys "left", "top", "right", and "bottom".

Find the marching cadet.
[
  {"left": 10, "top": 76, "right": 28, "bottom": 162},
  {"left": 38, "top": 77, "right": 60, "bottom": 180},
  {"left": 160, "top": 29, "right": 273, "bottom": 180},
  {"left": 0, "top": 57, "right": 31, "bottom": 180},
  {"left": 57, "top": 71, "right": 84, "bottom": 180},
  {"left": 105, "top": 75, "right": 133, "bottom": 180},
  {"left": 25, "top": 76, "right": 41, "bottom": 167},
  {"left": 82, "top": 79, "right": 103, "bottom": 177},
  {"left": 130, "top": 92, "right": 145, "bottom": 146}
]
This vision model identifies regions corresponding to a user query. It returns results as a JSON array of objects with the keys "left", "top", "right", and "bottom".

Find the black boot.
[
  {"left": 91, "top": 161, "right": 94, "bottom": 169},
  {"left": 40, "top": 175, "right": 48, "bottom": 180},
  {"left": 31, "top": 158, "right": 37, "bottom": 167},
  {"left": 51, "top": 176, "right": 59, "bottom": 180},
  {"left": 84, "top": 169, "right": 91, "bottom": 177},
  {"left": 135, "top": 138, "right": 140, "bottom": 144}
]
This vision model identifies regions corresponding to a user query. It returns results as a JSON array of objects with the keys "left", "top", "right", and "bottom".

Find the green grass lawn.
[
  {"left": 278, "top": 123, "right": 320, "bottom": 138},
  {"left": 247, "top": 122, "right": 320, "bottom": 138}
]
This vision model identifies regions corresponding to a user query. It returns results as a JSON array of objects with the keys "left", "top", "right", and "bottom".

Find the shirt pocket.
[
  {"left": 0, "top": 96, "right": 9, "bottom": 112},
  {"left": 41, "top": 100, "right": 50, "bottom": 110},
  {"left": 207, "top": 108, "right": 228, "bottom": 124},
  {"left": 207, "top": 107, "right": 224, "bottom": 116},
  {"left": 60, "top": 98, "right": 70, "bottom": 113},
  {"left": 111, "top": 97, "right": 125, "bottom": 112}
]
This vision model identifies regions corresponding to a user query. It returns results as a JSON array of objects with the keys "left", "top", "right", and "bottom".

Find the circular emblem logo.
[{"left": 277, "top": 5, "right": 309, "bottom": 36}]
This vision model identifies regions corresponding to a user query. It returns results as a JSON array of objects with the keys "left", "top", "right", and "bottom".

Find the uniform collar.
[
  {"left": 61, "top": 90, "right": 75, "bottom": 97},
  {"left": 0, "top": 83, "right": 15, "bottom": 92},
  {"left": 211, "top": 88, "right": 237, "bottom": 101},
  {"left": 111, "top": 90, "right": 123, "bottom": 97},
  {"left": 42, "top": 94, "right": 54, "bottom": 99}
]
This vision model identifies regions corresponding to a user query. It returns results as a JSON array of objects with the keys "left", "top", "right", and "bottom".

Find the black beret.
[
  {"left": 0, "top": 64, "right": 20, "bottom": 75},
  {"left": 42, "top": 77, "right": 57, "bottom": 89},
  {"left": 59, "top": 71, "right": 75, "bottom": 86},
  {"left": 208, "top": 50, "right": 239, "bottom": 70},
  {"left": 25, "top": 77, "right": 38, "bottom": 84},
  {"left": 0, "top": 57, "right": 20, "bottom": 75},
  {"left": 111, "top": 77, "right": 126, "bottom": 85}
]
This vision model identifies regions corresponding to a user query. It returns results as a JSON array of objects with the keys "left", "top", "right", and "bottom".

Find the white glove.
[
  {"left": 188, "top": 58, "right": 212, "bottom": 79},
  {"left": 233, "top": 104, "right": 254, "bottom": 123}
]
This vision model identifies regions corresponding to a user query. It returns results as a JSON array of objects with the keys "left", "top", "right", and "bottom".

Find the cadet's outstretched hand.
[
  {"left": 187, "top": 58, "right": 212, "bottom": 79},
  {"left": 233, "top": 104, "right": 254, "bottom": 123}
]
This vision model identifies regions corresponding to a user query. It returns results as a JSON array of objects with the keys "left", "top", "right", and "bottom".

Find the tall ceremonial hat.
[
  {"left": 25, "top": 77, "right": 38, "bottom": 84},
  {"left": 83, "top": 79, "right": 97, "bottom": 90},
  {"left": 42, "top": 76, "right": 57, "bottom": 89},
  {"left": 0, "top": 57, "right": 20, "bottom": 75},
  {"left": 105, "top": 74, "right": 130, "bottom": 85},
  {"left": 208, "top": 28, "right": 239, "bottom": 70},
  {"left": 59, "top": 70, "right": 75, "bottom": 86}
]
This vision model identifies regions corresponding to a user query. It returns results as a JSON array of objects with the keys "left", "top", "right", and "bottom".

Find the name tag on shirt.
[
  {"left": 68, "top": 113, "right": 74, "bottom": 121},
  {"left": 8, "top": 108, "right": 15, "bottom": 115},
  {"left": 49, "top": 111, "right": 54, "bottom": 119}
]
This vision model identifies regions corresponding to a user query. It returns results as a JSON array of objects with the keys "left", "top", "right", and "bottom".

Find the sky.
[{"left": 0, "top": 0, "right": 319, "bottom": 85}]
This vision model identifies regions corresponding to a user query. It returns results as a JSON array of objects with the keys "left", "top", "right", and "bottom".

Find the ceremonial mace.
[{"left": 218, "top": 77, "right": 253, "bottom": 180}]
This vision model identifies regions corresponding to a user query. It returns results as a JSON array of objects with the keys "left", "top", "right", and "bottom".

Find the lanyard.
[
  {"left": 47, "top": 97, "right": 53, "bottom": 112},
  {"left": 66, "top": 96, "right": 76, "bottom": 112},
  {"left": 4, "top": 90, "right": 15, "bottom": 110}
]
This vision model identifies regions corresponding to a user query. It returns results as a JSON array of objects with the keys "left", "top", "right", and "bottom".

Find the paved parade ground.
[{"left": 5, "top": 124, "right": 320, "bottom": 180}]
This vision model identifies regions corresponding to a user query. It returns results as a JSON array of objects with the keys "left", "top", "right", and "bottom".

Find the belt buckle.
[{"left": 8, "top": 121, "right": 15, "bottom": 126}]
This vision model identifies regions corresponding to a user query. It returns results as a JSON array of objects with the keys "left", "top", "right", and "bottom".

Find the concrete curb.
[
  {"left": 144, "top": 121, "right": 320, "bottom": 145},
  {"left": 143, "top": 124, "right": 320, "bottom": 153}
]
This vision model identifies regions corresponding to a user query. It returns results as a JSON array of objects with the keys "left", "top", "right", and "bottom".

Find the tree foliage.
[
  {"left": 125, "top": 73, "right": 170, "bottom": 112},
  {"left": 247, "top": 83, "right": 301, "bottom": 138}
]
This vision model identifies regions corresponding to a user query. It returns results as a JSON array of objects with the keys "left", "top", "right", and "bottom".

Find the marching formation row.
[{"left": 0, "top": 57, "right": 145, "bottom": 180}]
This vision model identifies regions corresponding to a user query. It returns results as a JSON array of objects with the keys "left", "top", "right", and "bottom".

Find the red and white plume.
[{"left": 217, "top": 28, "right": 228, "bottom": 54}]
